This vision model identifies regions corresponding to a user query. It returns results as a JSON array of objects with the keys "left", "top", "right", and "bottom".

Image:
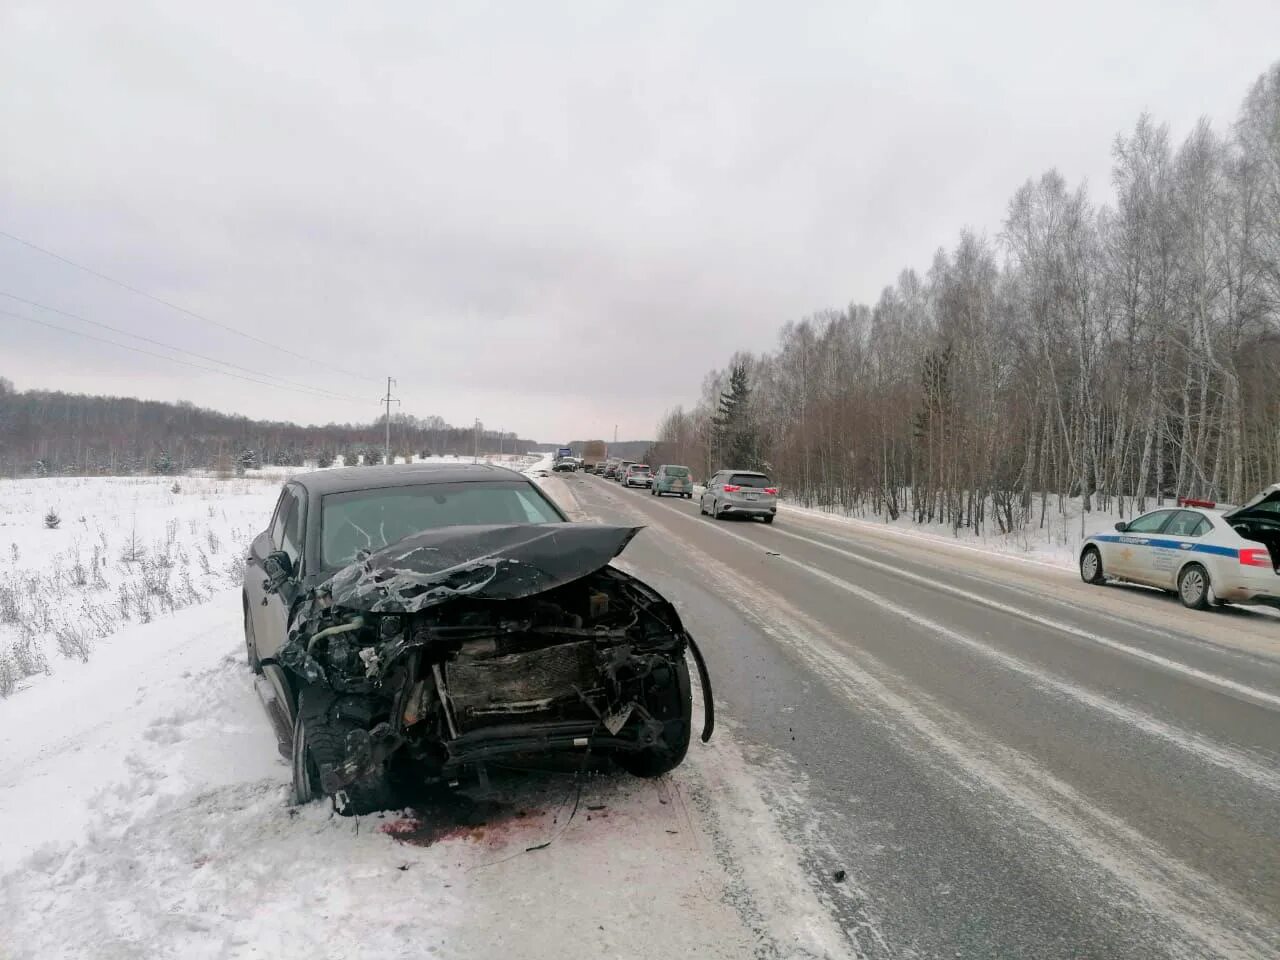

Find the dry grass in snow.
[{"left": 0, "top": 475, "right": 282, "bottom": 696}]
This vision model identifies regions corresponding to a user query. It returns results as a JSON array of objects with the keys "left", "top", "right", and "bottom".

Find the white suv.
[{"left": 700, "top": 470, "right": 777, "bottom": 523}]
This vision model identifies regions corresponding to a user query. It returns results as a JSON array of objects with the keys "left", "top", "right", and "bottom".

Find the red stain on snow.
[{"left": 380, "top": 808, "right": 542, "bottom": 848}]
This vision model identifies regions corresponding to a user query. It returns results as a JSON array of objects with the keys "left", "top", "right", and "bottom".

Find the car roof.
[
  {"left": 289, "top": 463, "right": 526, "bottom": 496},
  {"left": 721, "top": 469, "right": 768, "bottom": 476}
]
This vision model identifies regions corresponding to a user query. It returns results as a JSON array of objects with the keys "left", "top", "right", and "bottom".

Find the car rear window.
[
  {"left": 321, "top": 481, "right": 563, "bottom": 569},
  {"left": 631, "top": 465, "right": 650, "bottom": 472},
  {"left": 664, "top": 466, "right": 689, "bottom": 477},
  {"left": 729, "top": 473, "right": 771, "bottom": 488}
]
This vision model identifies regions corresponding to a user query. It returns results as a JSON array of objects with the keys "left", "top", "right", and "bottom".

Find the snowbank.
[{"left": 776, "top": 494, "right": 1150, "bottom": 571}]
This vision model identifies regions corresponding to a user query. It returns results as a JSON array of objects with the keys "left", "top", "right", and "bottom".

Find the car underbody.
[{"left": 269, "top": 524, "right": 713, "bottom": 814}]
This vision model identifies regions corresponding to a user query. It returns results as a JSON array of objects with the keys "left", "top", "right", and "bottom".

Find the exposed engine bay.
[{"left": 274, "top": 524, "right": 712, "bottom": 813}]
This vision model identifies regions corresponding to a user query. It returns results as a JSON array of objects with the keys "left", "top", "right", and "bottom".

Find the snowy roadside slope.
[{"left": 1, "top": 487, "right": 849, "bottom": 959}]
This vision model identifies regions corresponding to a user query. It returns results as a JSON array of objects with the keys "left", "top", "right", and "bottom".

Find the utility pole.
[
  {"left": 382, "top": 377, "right": 399, "bottom": 465},
  {"left": 614, "top": 424, "right": 618, "bottom": 443},
  {"left": 473, "top": 419, "right": 481, "bottom": 464}
]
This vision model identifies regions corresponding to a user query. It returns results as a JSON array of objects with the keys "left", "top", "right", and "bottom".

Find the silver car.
[
  {"left": 1079, "top": 484, "right": 1280, "bottom": 610},
  {"left": 700, "top": 470, "right": 778, "bottom": 523}
]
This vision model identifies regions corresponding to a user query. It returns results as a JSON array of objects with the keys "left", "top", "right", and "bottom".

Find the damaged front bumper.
[{"left": 275, "top": 524, "right": 714, "bottom": 806}]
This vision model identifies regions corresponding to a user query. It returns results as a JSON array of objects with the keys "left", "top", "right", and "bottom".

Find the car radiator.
[{"left": 445, "top": 640, "right": 601, "bottom": 729}]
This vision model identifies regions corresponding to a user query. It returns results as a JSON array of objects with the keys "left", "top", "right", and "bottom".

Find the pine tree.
[{"left": 711, "top": 362, "right": 759, "bottom": 469}]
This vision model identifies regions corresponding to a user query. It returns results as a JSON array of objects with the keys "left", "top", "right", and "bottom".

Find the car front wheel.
[
  {"left": 1080, "top": 546, "right": 1105, "bottom": 585},
  {"left": 292, "top": 691, "right": 397, "bottom": 815},
  {"left": 616, "top": 658, "right": 692, "bottom": 778},
  {"left": 1177, "top": 563, "right": 1212, "bottom": 610}
]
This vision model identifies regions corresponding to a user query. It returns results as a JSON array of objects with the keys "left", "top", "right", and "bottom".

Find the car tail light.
[
  {"left": 722, "top": 484, "right": 740, "bottom": 493},
  {"left": 1239, "top": 548, "right": 1272, "bottom": 568},
  {"left": 764, "top": 487, "right": 778, "bottom": 495}
]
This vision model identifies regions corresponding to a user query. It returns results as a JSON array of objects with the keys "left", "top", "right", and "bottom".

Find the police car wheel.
[
  {"left": 1080, "top": 546, "right": 1105, "bottom": 585},
  {"left": 1177, "top": 563, "right": 1211, "bottom": 610}
]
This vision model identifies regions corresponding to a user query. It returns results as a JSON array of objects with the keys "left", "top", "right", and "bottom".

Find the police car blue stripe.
[{"left": 1091, "top": 534, "right": 1238, "bottom": 558}]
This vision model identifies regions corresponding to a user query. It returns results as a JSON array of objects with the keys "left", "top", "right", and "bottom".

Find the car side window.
[
  {"left": 269, "top": 489, "right": 290, "bottom": 548},
  {"left": 1125, "top": 510, "right": 1174, "bottom": 534},
  {"left": 1191, "top": 515, "right": 1213, "bottom": 537},
  {"left": 1166, "top": 510, "right": 1207, "bottom": 537},
  {"left": 279, "top": 491, "right": 303, "bottom": 567}
]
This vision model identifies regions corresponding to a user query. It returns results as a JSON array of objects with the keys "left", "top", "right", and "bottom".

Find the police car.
[{"left": 1079, "top": 484, "right": 1280, "bottom": 610}]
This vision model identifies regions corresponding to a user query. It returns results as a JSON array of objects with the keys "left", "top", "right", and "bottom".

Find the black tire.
[
  {"left": 1080, "top": 546, "right": 1105, "bottom": 585},
  {"left": 699, "top": 498, "right": 707, "bottom": 515},
  {"left": 711, "top": 499, "right": 721, "bottom": 520},
  {"left": 1177, "top": 563, "right": 1211, "bottom": 611},
  {"left": 292, "top": 691, "right": 397, "bottom": 815},
  {"left": 243, "top": 601, "right": 263, "bottom": 675},
  {"left": 762, "top": 515, "right": 774, "bottom": 525},
  {"left": 616, "top": 657, "right": 692, "bottom": 778}
]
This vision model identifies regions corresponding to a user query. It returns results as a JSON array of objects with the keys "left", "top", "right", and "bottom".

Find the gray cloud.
[{"left": 2, "top": 0, "right": 1277, "bottom": 440}]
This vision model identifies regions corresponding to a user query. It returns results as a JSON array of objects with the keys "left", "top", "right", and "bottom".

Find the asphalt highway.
[{"left": 565, "top": 474, "right": 1280, "bottom": 960}]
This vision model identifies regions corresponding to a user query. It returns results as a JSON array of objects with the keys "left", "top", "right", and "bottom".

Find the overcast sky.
[{"left": 2, "top": 1, "right": 1277, "bottom": 442}]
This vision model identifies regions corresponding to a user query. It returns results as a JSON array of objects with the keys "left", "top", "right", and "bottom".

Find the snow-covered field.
[
  {"left": 0, "top": 463, "right": 846, "bottom": 959},
  {"left": 0, "top": 475, "right": 281, "bottom": 697}
]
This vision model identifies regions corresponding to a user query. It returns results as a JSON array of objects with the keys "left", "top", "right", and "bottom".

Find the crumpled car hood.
[{"left": 322, "top": 523, "right": 642, "bottom": 614}]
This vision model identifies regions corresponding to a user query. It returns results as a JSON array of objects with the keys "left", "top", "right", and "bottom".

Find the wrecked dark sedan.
[{"left": 243, "top": 463, "right": 712, "bottom": 814}]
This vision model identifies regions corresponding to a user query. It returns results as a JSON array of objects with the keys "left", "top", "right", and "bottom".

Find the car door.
[
  {"left": 701, "top": 472, "right": 721, "bottom": 511},
  {"left": 1148, "top": 510, "right": 1206, "bottom": 588},
  {"left": 1112, "top": 508, "right": 1176, "bottom": 583},
  {"left": 251, "top": 484, "right": 306, "bottom": 662},
  {"left": 246, "top": 488, "right": 288, "bottom": 646}
]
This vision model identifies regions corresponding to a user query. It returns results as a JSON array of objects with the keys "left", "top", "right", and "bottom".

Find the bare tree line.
[
  {"left": 650, "top": 63, "right": 1280, "bottom": 536},
  {"left": 0, "top": 381, "right": 535, "bottom": 476}
]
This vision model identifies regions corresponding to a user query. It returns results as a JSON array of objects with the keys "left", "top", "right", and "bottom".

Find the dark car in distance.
[{"left": 243, "top": 464, "right": 712, "bottom": 814}]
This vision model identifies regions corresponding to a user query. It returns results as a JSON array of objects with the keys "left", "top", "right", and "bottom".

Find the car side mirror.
[
  {"left": 1114, "top": 521, "right": 1128, "bottom": 532},
  {"left": 262, "top": 550, "right": 294, "bottom": 593}
]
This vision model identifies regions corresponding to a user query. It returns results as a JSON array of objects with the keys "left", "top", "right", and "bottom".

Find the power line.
[
  {"left": 1, "top": 308, "right": 377, "bottom": 406},
  {"left": 0, "top": 228, "right": 383, "bottom": 384},
  {"left": 0, "top": 291, "right": 370, "bottom": 403}
]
